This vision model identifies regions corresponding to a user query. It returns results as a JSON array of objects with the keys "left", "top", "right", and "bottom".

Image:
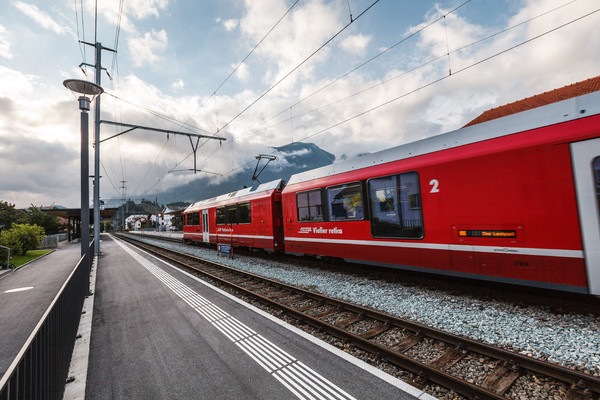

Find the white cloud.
[
  {"left": 340, "top": 34, "right": 372, "bottom": 55},
  {"left": 0, "top": 64, "right": 84, "bottom": 207},
  {"left": 233, "top": 62, "right": 249, "bottom": 81},
  {"left": 171, "top": 79, "right": 184, "bottom": 91},
  {"left": 13, "top": 1, "right": 69, "bottom": 35},
  {"left": 239, "top": 0, "right": 344, "bottom": 85},
  {"left": 2, "top": 0, "right": 600, "bottom": 208},
  {"left": 128, "top": 29, "right": 168, "bottom": 67},
  {"left": 93, "top": 0, "right": 169, "bottom": 35},
  {"left": 96, "top": 0, "right": 169, "bottom": 21},
  {"left": 219, "top": 18, "right": 239, "bottom": 31},
  {"left": 0, "top": 25, "right": 12, "bottom": 59}
]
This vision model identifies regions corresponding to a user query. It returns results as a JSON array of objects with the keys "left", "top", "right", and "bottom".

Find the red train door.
[
  {"left": 571, "top": 137, "right": 600, "bottom": 295},
  {"left": 258, "top": 202, "right": 267, "bottom": 236},
  {"left": 285, "top": 198, "right": 294, "bottom": 231}
]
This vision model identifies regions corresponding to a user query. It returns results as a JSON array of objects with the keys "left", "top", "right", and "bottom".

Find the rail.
[{"left": 0, "top": 239, "right": 94, "bottom": 400}]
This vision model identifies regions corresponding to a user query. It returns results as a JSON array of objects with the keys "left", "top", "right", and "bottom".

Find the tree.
[
  {"left": 25, "top": 206, "right": 64, "bottom": 235},
  {"left": 103, "top": 220, "right": 113, "bottom": 232},
  {"left": 0, "top": 200, "right": 26, "bottom": 232}
]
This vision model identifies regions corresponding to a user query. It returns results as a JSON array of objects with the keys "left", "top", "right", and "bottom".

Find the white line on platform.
[
  {"left": 112, "top": 235, "right": 436, "bottom": 400},
  {"left": 114, "top": 237, "right": 356, "bottom": 400}
]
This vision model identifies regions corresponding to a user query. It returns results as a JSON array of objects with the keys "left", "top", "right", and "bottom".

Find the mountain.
[{"left": 150, "top": 142, "right": 336, "bottom": 204}]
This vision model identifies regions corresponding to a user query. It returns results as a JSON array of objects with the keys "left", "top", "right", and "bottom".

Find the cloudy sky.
[{"left": 0, "top": 0, "right": 599, "bottom": 208}]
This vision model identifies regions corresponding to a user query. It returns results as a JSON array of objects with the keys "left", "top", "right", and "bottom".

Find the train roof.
[
  {"left": 287, "top": 90, "right": 600, "bottom": 186},
  {"left": 184, "top": 178, "right": 283, "bottom": 213}
]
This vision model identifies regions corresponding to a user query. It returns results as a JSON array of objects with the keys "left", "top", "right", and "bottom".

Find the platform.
[
  {"left": 0, "top": 241, "right": 83, "bottom": 378},
  {"left": 84, "top": 234, "right": 433, "bottom": 399}
]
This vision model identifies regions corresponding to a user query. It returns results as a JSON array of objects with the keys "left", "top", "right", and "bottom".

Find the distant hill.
[{"left": 148, "top": 142, "right": 335, "bottom": 204}]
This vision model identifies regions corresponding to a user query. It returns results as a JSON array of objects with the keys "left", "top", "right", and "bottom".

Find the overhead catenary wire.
[
  {"left": 238, "top": 0, "right": 474, "bottom": 141},
  {"left": 179, "top": 0, "right": 301, "bottom": 133},
  {"left": 193, "top": 0, "right": 483, "bottom": 162},
  {"left": 74, "top": 0, "right": 86, "bottom": 65},
  {"left": 100, "top": 160, "right": 121, "bottom": 196},
  {"left": 216, "top": 0, "right": 381, "bottom": 134},
  {"left": 103, "top": 92, "right": 214, "bottom": 136},
  {"left": 198, "top": 4, "right": 599, "bottom": 182},
  {"left": 294, "top": 7, "right": 600, "bottom": 145},
  {"left": 132, "top": 0, "right": 382, "bottom": 193},
  {"left": 229, "top": 0, "right": 578, "bottom": 143},
  {"left": 111, "top": 0, "right": 124, "bottom": 74},
  {"left": 104, "top": 0, "right": 592, "bottom": 199},
  {"left": 132, "top": 135, "right": 171, "bottom": 195}
]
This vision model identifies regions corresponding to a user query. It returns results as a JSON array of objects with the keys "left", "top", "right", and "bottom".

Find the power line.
[
  {"left": 74, "top": 0, "right": 86, "bottom": 65},
  {"left": 104, "top": 92, "right": 214, "bottom": 136},
  {"left": 191, "top": 0, "right": 475, "bottom": 164},
  {"left": 132, "top": 135, "right": 171, "bottom": 195},
  {"left": 239, "top": 0, "right": 579, "bottom": 142},
  {"left": 100, "top": 160, "right": 121, "bottom": 195},
  {"left": 205, "top": 4, "right": 599, "bottom": 182},
  {"left": 294, "top": 6, "right": 600, "bottom": 144},
  {"left": 217, "top": 0, "right": 381, "bottom": 134},
  {"left": 240, "top": 0, "right": 474, "bottom": 141},
  {"left": 183, "top": 1, "right": 300, "bottom": 126},
  {"left": 111, "top": 0, "right": 124, "bottom": 74}
]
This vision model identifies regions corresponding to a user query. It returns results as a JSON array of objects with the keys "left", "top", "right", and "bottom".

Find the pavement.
[
  {"left": 83, "top": 234, "right": 434, "bottom": 399},
  {"left": 0, "top": 241, "right": 82, "bottom": 378}
]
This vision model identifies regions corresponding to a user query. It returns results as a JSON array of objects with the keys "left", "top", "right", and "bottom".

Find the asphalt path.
[{"left": 0, "top": 242, "right": 82, "bottom": 378}]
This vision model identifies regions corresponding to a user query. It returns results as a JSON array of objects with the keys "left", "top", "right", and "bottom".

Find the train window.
[
  {"left": 239, "top": 202, "right": 251, "bottom": 224},
  {"left": 188, "top": 211, "right": 200, "bottom": 226},
  {"left": 368, "top": 172, "right": 423, "bottom": 239},
  {"left": 216, "top": 207, "right": 226, "bottom": 225},
  {"left": 297, "top": 189, "right": 323, "bottom": 222},
  {"left": 226, "top": 205, "right": 238, "bottom": 224},
  {"left": 326, "top": 182, "right": 364, "bottom": 221}
]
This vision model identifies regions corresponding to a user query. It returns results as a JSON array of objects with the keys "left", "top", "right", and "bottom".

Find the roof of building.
[{"left": 463, "top": 75, "right": 600, "bottom": 127}]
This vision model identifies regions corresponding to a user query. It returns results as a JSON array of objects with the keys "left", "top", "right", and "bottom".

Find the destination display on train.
[{"left": 458, "top": 229, "right": 517, "bottom": 238}]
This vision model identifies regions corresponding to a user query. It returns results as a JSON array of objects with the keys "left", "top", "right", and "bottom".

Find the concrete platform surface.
[
  {"left": 86, "top": 235, "right": 433, "bottom": 399},
  {"left": 0, "top": 241, "right": 83, "bottom": 377}
]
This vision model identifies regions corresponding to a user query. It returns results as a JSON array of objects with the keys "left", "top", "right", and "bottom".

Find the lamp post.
[{"left": 63, "top": 79, "right": 104, "bottom": 260}]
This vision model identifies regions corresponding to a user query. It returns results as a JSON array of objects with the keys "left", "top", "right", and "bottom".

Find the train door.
[
  {"left": 202, "top": 209, "right": 210, "bottom": 243},
  {"left": 258, "top": 202, "right": 267, "bottom": 236},
  {"left": 285, "top": 198, "right": 295, "bottom": 231},
  {"left": 571, "top": 138, "right": 600, "bottom": 295}
]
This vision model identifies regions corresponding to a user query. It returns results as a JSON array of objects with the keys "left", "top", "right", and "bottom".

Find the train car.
[
  {"left": 281, "top": 91, "right": 600, "bottom": 295},
  {"left": 183, "top": 179, "right": 285, "bottom": 252}
]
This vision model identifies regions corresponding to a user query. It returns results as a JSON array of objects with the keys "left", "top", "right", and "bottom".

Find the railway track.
[{"left": 116, "top": 233, "right": 599, "bottom": 400}]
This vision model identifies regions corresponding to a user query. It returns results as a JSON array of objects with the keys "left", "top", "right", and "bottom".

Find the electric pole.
[
  {"left": 120, "top": 180, "right": 126, "bottom": 230},
  {"left": 80, "top": 41, "right": 116, "bottom": 255}
]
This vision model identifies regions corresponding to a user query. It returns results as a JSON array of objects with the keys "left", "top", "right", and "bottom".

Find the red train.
[{"left": 184, "top": 90, "right": 600, "bottom": 296}]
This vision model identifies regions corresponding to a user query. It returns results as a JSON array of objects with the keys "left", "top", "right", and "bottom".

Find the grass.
[{"left": 8, "top": 249, "right": 53, "bottom": 268}]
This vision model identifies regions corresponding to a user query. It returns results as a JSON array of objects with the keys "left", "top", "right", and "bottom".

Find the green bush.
[
  {"left": 0, "top": 224, "right": 45, "bottom": 258},
  {"left": 0, "top": 229, "right": 23, "bottom": 261}
]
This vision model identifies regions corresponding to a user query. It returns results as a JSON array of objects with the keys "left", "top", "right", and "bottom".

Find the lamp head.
[{"left": 63, "top": 79, "right": 104, "bottom": 97}]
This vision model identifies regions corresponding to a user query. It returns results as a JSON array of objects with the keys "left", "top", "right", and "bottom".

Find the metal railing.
[
  {"left": 0, "top": 239, "right": 94, "bottom": 400},
  {"left": 40, "top": 234, "right": 69, "bottom": 249}
]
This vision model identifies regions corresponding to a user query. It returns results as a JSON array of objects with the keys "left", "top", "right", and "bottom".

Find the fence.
[
  {"left": 0, "top": 239, "right": 94, "bottom": 400},
  {"left": 40, "top": 233, "right": 69, "bottom": 249}
]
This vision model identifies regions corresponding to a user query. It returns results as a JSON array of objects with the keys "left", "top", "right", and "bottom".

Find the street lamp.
[{"left": 63, "top": 79, "right": 103, "bottom": 260}]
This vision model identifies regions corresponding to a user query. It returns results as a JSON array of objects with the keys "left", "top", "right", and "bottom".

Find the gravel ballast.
[{"left": 131, "top": 235, "right": 600, "bottom": 375}]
